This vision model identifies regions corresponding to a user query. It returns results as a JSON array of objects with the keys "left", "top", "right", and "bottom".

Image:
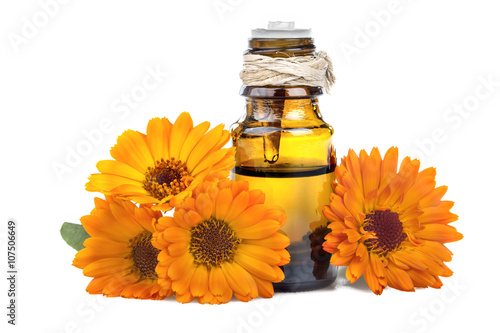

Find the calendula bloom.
[
  {"left": 153, "top": 179, "right": 290, "bottom": 304},
  {"left": 86, "top": 112, "right": 235, "bottom": 211},
  {"left": 322, "top": 147, "right": 463, "bottom": 295},
  {"left": 73, "top": 196, "right": 172, "bottom": 299}
]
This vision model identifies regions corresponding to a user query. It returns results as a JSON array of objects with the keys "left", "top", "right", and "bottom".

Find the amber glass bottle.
[{"left": 231, "top": 22, "right": 337, "bottom": 291}]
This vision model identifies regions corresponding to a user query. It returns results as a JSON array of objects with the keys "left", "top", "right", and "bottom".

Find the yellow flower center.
[
  {"left": 129, "top": 231, "right": 160, "bottom": 280},
  {"left": 143, "top": 158, "right": 191, "bottom": 200},
  {"left": 363, "top": 210, "right": 407, "bottom": 256},
  {"left": 189, "top": 219, "right": 241, "bottom": 267}
]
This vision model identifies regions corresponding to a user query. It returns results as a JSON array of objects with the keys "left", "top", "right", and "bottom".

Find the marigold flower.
[
  {"left": 322, "top": 147, "right": 463, "bottom": 295},
  {"left": 86, "top": 112, "right": 235, "bottom": 211},
  {"left": 73, "top": 196, "right": 172, "bottom": 299},
  {"left": 153, "top": 179, "right": 290, "bottom": 304}
]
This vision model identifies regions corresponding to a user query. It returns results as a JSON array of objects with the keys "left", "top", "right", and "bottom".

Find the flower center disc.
[
  {"left": 363, "top": 210, "right": 407, "bottom": 256},
  {"left": 143, "top": 158, "right": 190, "bottom": 200},
  {"left": 131, "top": 232, "right": 160, "bottom": 279},
  {"left": 190, "top": 219, "right": 241, "bottom": 267}
]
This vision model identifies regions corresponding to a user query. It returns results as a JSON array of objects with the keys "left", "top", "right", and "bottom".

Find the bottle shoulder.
[{"left": 240, "top": 86, "right": 323, "bottom": 99}]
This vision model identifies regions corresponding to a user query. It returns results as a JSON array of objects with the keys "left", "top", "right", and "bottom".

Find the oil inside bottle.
[{"left": 233, "top": 164, "right": 336, "bottom": 291}]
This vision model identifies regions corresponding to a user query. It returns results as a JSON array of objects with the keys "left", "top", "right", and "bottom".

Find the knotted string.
[{"left": 240, "top": 51, "right": 335, "bottom": 93}]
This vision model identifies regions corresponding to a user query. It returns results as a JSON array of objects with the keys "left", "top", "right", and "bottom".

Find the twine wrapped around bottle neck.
[{"left": 239, "top": 50, "right": 335, "bottom": 94}]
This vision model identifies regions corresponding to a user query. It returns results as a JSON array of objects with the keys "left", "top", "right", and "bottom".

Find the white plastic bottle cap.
[{"left": 251, "top": 21, "right": 312, "bottom": 38}]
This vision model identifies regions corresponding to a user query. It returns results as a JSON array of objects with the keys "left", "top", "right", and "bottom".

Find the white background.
[{"left": 1, "top": 0, "right": 499, "bottom": 332}]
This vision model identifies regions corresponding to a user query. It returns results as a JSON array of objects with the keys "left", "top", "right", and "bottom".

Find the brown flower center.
[
  {"left": 143, "top": 158, "right": 191, "bottom": 200},
  {"left": 129, "top": 231, "right": 160, "bottom": 279},
  {"left": 363, "top": 210, "right": 407, "bottom": 256},
  {"left": 189, "top": 219, "right": 241, "bottom": 267}
]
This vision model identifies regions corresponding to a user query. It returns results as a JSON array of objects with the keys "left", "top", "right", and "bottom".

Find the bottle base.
[{"left": 273, "top": 275, "right": 336, "bottom": 292}]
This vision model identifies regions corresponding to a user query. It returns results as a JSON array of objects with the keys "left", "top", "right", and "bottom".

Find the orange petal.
[
  {"left": 179, "top": 121, "right": 211, "bottom": 162},
  {"left": 327, "top": 195, "right": 352, "bottom": 222},
  {"left": 345, "top": 253, "right": 367, "bottom": 283},
  {"left": 171, "top": 263, "right": 196, "bottom": 295},
  {"left": 399, "top": 177, "right": 436, "bottom": 211},
  {"left": 167, "top": 242, "right": 189, "bottom": 257},
  {"left": 110, "top": 130, "right": 154, "bottom": 174},
  {"left": 214, "top": 188, "right": 233, "bottom": 221},
  {"left": 419, "top": 186, "right": 448, "bottom": 208},
  {"left": 80, "top": 213, "right": 128, "bottom": 243},
  {"left": 337, "top": 239, "right": 358, "bottom": 257},
  {"left": 406, "top": 269, "right": 442, "bottom": 289},
  {"left": 369, "top": 253, "right": 386, "bottom": 278},
  {"left": 363, "top": 261, "right": 386, "bottom": 295},
  {"left": 169, "top": 112, "right": 193, "bottom": 160},
  {"left": 330, "top": 251, "right": 353, "bottom": 266},
  {"left": 73, "top": 241, "right": 128, "bottom": 268},
  {"left": 108, "top": 202, "right": 144, "bottom": 235},
  {"left": 243, "top": 233, "right": 290, "bottom": 250},
  {"left": 86, "top": 275, "right": 113, "bottom": 294},
  {"left": 235, "top": 252, "right": 278, "bottom": 281},
  {"left": 191, "top": 148, "right": 230, "bottom": 177},
  {"left": 221, "top": 262, "right": 258, "bottom": 298},
  {"left": 190, "top": 264, "right": 209, "bottom": 297},
  {"left": 209, "top": 266, "right": 229, "bottom": 296},
  {"left": 414, "top": 224, "right": 463, "bottom": 243},
  {"left": 175, "top": 292, "right": 195, "bottom": 304},
  {"left": 253, "top": 276, "right": 275, "bottom": 298},
  {"left": 195, "top": 193, "right": 213, "bottom": 221},
  {"left": 346, "top": 149, "right": 362, "bottom": 189},
  {"left": 162, "top": 227, "right": 191, "bottom": 244},
  {"left": 229, "top": 204, "right": 267, "bottom": 230},
  {"left": 214, "top": 287, "right": 233, "bottom": 304},
  {"left": 86, "top": 173, "right": 143, "bottom": 193},
  {"left": 418, "top": 240, "right": 453, "bottom": 262},
  {"left": 343, "top": 229, "right": 361, "bottom": 243},
  {"left": 82, "top": 258, "right": 128, "bottom": 278},
  {"left": 380, "top": 147, "right": 398, "bottom": 190},
  {"left": 236, "top": 219, "right": 281, "bottom": 239},
  {"left": 362, "top": 154, "right": 381, "bottom": 197},
  {"left": 385, "top": 261, "right": 415, "bottom": 292},
  {"left": 391, "top": 251, "right": 429, "bottom": 271},
  {"left": 183, "top": 210, "right": 203, "bottom": 228},
  {"left": 96, "top": 160, "right": 145, "bottom": 182},
  {"left": 419, "top": 207, "right": 458, "bottom": 225},
  {"left": 344, "top": 190, "right": 364, "bottom": 219},
  {"left": 248, "top": 189, "right": 266, "bottom": 206},
  {"left": 186, "top": 124, "right": 225, "bottom": 171},
  {"left": 237, "top": 244, "right": 281, "bottom": 266},
  {"left": 224, "top": 191, "right": 250, "bottom": 223},
  {"left": 146, "top": 117, "right": 172, "bottom": 161},
  {"left": 168, "top": 252, "right": 194, "bottom": 280},
  {"left": 384, "top": 159, "right": 419, "bottom": 207}
]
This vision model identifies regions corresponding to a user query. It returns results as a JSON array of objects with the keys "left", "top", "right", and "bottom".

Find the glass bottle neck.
[
  {"left": 241, "top": 86, "right": 323, "bottom": 122},
  {"left": 240, "top": 86, "right": 323, "bottom": 98},
  {"left": 245, "top": 37, "right": 316, "bottom": 57}
]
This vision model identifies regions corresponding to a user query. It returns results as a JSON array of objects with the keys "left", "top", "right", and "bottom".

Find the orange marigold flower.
[
  {"left": 85, "top": 112, "right": 235, "bottom": 211},
  {"left": 152, "top": 179, "right": 290, "bottom": 304},
  {"left": 322, "top": 147, "right": 463, "bottom": 295},
  {"left": 73, "top": 196, "right": 172, "bottom": 300}
]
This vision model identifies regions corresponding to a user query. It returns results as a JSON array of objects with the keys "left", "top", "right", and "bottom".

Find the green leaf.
[{"left": 60, "top": 222, "right": 90, "bottom": 251}]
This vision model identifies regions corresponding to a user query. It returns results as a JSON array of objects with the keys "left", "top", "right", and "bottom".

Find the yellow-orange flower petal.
[
  {"left": 86, "top": 113, "right": 235, "bottom": 211},
  {"left": 73, "top": 196, "right": 171, "bottom": 300},
  {"left": 322, "top": 147, "right": 462, "bottom": 295},
  {"left": 153, "top": 180, "right": 290, "bottom": 304}
]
